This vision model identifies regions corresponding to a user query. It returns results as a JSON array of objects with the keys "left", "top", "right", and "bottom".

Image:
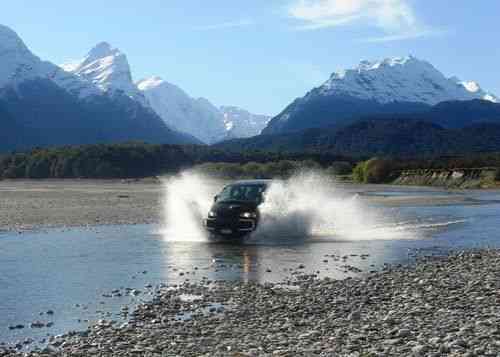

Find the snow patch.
[
  {"left": 137, "top": 76, "right": 271, "bottom": 143},
  {"left": 61, "top": 42, "right": 147, "bottom": 105},
  {"left": 321, "top": 55, "right": 497, "bottom": 105},
  {"left": 0, "top": 24, "right": 99, "bottom": 98}
]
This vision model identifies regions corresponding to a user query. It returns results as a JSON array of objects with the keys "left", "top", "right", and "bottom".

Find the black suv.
[{"left": 204, "top": 180, "right": 271, "bottom": 238}]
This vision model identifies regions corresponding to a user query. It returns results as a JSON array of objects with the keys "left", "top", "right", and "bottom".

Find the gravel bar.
[
  {"left": 2, "top": 249, "right": 500, "bottom": 356},
  {"left": 0, "top": 179, "right": 163, "bottom": 232}
]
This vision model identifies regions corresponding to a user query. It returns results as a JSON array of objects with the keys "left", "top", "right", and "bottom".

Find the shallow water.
[{"left": 1, "top": 185, "right": 500, "bottom": 348}]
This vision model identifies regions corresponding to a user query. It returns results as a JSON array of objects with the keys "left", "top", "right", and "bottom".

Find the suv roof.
[{"left": 231, "top": 179, "right": 274, "bottom": 186}]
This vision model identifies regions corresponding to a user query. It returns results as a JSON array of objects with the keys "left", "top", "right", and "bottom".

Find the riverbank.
[
  {"left": 0, "top": 179, "right": 163, "bottom": 232},
  {"left": 393, "top": 168, "right": 499, "bottom": 189},
  {"left": 2, "top": 249, "right": 499, "bottom": 356}
]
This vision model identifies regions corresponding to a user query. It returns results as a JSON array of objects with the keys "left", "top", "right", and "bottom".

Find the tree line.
[
  {"left": 0, "top": 143, "right": 352, "bottom": 179},
  {"left": 1, "top": 143, "right": 499, "bottom": 181},
  {"left": 192, "top": 160, "right": 353, "bottom": 180}
]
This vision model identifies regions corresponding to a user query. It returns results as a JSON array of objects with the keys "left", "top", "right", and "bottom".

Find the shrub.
[
  {"left": 495, "top": 167, "right": 500, "bottom": 181},
  {"left": 193, "top": 160, "right": 325, "bottom": 179},
  {"left": 352, "top": 161, "right": 367, "bottom": 183},
  {"left": 352, "top": 158, "right": 395, "bottom": 183},
  {"left": 364, "top": 158, "right": 395, "bottom": 183}
]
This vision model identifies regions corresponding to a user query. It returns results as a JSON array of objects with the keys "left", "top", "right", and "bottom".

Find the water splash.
[
  {"left": 251, "top": 171, "right": 416, "bottom": 241},
  {"left": 160, "top": 171, "right": 215, "bottom": 242},
  {"left": 160, "top": 170, "right": 458, "bottom": 243}
]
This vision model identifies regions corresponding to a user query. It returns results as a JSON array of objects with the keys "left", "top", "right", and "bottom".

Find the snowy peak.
[
  {"left": 330, "top": 56, "right": 429, "bottom": 80},
  {"left": 322, "top": 56, "right": 497, "bottom": 105},
  {"left": 458, "top": 80, "right": 497, "bottom": 102},
  {"left": 356, "top": 55, "right": 422, "bottom": 72},
  {"left": 137, "top": 76, "right": 227, "bottom": 143},
  {"left": 220, "top": 106, "right": 271, "bottom": 137},
  {"left": 0, "top": 24, "right": 43, "bottom": 88},
  {"left": 137, "top": 76, "right": 271, "bottom": 142},
  {"left": 264, "top": 55, "right": 499, "bottom": 135},
  {"left": 86, "top": 42, "right": 115, "bottom": 62},
  {"left": 0, "top": 24, "right": 99, "bottom": 98},
  {"left": 0, "top": 24, "right": 31, "bottom": 57},
  {"left": 62, "top": 42, "right": 145, "bottom": 104}
]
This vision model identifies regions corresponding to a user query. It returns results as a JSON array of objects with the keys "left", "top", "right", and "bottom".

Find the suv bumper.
[{"left": 204, "top": 218, "right": 256, "bottom": 235}]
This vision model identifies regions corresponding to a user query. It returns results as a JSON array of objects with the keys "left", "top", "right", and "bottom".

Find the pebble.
[
  {"left": 29, "top": 321, "right": 45, "bottom": 329},
  {"left": 2, "top": 250, "right": 500, "bottom": 356}
]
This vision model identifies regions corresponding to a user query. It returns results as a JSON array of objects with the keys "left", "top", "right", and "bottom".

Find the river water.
[{"left": 1, "top": 183, "right": 500, "bottom": 349}]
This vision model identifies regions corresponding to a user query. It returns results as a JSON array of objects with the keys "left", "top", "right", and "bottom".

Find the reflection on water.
[{"left": 1, "top": 187, "right": 500, "bottom": 348}]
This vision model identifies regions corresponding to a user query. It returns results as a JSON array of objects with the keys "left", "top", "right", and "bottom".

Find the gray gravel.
[
  {"left": 2, "top": 249, "right": 500, "bottom": 356},
  {"left": 0, "top": 179, "right": 474, "bottom": 233},
  {"left": 0, "top": 179, "right": 162, "bottom": 232}
]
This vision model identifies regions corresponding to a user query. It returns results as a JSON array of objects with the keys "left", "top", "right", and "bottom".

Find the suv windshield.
[{"left": 217, "top": 184, "right": 266, "bottom": 203}]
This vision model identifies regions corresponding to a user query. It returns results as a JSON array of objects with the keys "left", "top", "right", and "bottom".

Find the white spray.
[
  {"left": 160, "top": 170, "right": 417, "bottom": 242},
  {"left": 253, "top": 171, "right": 415, "bottom": 241},
  {"left": 160, "top": 171, "right": 216, "bottom": 242}
]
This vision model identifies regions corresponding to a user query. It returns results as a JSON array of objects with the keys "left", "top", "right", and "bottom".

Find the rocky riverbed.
[
  {"left": 2, "top": 250, "right": 499, "bottom": 356},
  {"left": 0, "top": 179, "right": 162, "bottom": 232}
]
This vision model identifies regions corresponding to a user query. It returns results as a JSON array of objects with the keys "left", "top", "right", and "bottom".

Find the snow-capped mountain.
[
  {"left": 0, "top": 24, "right": 99, "bottom": 98},
  {"left": 263, "top": 56, "right": 498, "bottom": 134},
  {"left": 61, "top": 42, "right": 147, "bottom": 105},
  {"left": 0, "top": 24, "right": 196, "bottom": 151},
  {"left": 319, "top": 56, "right": 497, "bottom": 105},
  {"left": 137, "top": 77, "right": 270, "bottom": 143},
  {"left": 220, "top": 106, "right": 270, "bottom": 138},
  {"left": 0, "top": 23, "right": 265, "bottom": 147},
  {"left": 137, "top": 76, "right": 227, "bottom": 143}
]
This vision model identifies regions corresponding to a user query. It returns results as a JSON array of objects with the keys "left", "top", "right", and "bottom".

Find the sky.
[{"left": 1, "top": 0, "right": 499, "bottom": 115}]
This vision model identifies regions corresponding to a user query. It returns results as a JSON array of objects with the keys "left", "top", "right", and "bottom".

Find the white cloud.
[
  {"left": 194, "top": 19, "right": 255, "bottom": 31},
  {"left": 288, "top": 0, "right": 440, "bottom": 41}
]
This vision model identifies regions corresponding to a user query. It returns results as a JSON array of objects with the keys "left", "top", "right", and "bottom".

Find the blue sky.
[{"left": 2, "top": 0, "right": 499, "bottom": 115}]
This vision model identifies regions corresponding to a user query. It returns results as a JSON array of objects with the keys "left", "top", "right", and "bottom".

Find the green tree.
[{"left": 352, "top": 161, "right": 367, "bottom": 183}]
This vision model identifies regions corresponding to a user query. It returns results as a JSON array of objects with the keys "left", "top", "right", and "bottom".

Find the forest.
[
  {"left": 0, "top": 143, "right": 351, "bottom": 179},
  {"left": 1, "top": 142, "right": 500, "bottom": 182}
]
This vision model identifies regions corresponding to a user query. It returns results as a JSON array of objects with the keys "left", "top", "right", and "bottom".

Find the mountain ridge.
[
  {"left": 0, "top": 24, "right": 198, "bottom": 152},
  {"left": 137, "top": 76, "right": 270, "bottom": 143},
  {"left": 263, "top": 55, "right": 498, "bottom": 135},
  {"left": 61, "top": 42, "right": 147, "bottom": 106}
]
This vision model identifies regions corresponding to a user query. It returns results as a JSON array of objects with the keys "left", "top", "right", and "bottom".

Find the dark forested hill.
[
  {"left": 421, "top": 100, "right": 500, "bottom": 128},
  {"left": 218, "top": 99, "right": 500, "bottom": 157},
  {"left": 262, "top": 93, "right": 430, "bottom": 135},
  {"left": 217, "top": 119, "right": 500, "bottom": 157},
  {"left": 0, "top": 79, "right": 198, "bottom": 153},
  {"left": 263, "top": 97, "right": 500, "bottom": 136}
]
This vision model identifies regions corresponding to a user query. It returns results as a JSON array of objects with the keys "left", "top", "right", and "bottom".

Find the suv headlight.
[
  {"left": 240, "top": 212, "right": 257, "bottom": 219},
  {"left": 208, "top": 210, "right": 217, "bottom": 218}
]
